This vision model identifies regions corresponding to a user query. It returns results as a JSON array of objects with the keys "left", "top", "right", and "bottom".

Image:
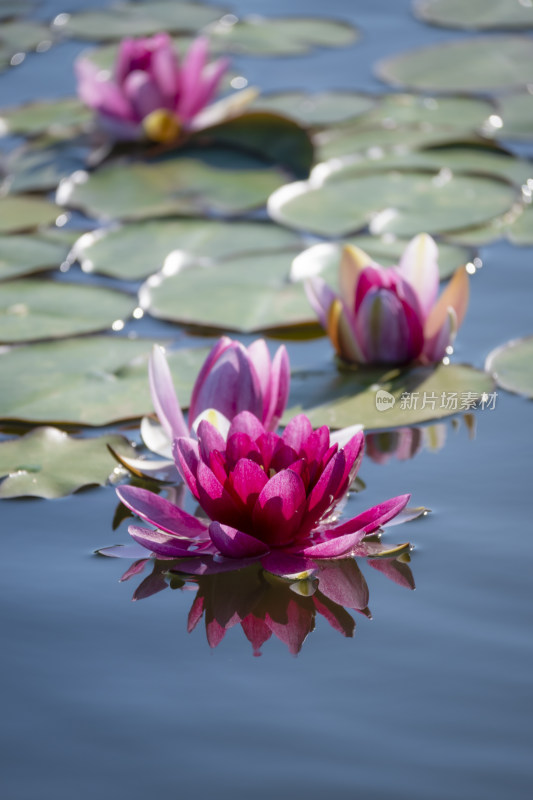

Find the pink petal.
[
  {"left": 297, "top": 530, "right": 369, "bottom": 559},
  {"left": 148, "top": 345, "right": 188, "bottom": 442},
  {"left": 116, "top": 485, "right": 208, "bottom": 539},
  {"left": 173, "top": 437, "right": 201, "bottom": 499},
  {"left": 228, "top": 410, "right": 266, "bottom": 441},
  {"left": 197, "top": 418, "right": 226, "bottom": 462},
  {"left": 128, "top": 525, "right": 208, "bottom": 558},
  {"left": 246, "top": 339, "right": 271, "bottom": 400},
  {"left": 422, "top": 307, "right": 457, "bottom": 363},
  {"left": 339, "top": 244, "right": 375, "bottom": 309},
  {"left": 123, "top": 70, "right": 168, "bottom": 119},
  {"left": 305, "top": 275, "right": 338, "bottom": 329},
  {"left": 225, "top": 432, "right": 262, "bottom": 470},
  {"left": 151, "top": 39, "right": 180, "bottom": 99},
  {"left": 209, "top": 522, "right": 270, "bottom": 558},
  {"left": 196, "top": 461, "right": 248, "bottom": 527},
  {"left": 282, "top": 413, "right": 313, "bottom": 453},
  {"left": 398, "top": 233, "right": 440, "bottom": 318},
  {"left": 252, "top": 469, "right": 307, "bottom": 547},
  {"left": 264, "top": 345, "right": 290, "bottom": 431},
  {"left": 355, "top": 287, "right": 424, "bottom": 363},
  {"left": 301, "top": 449, "right": 347, "bottom": 533},
  {"left": 230, "top": 458, "right": 269, "bottom": 510},
  {"left": 326, "top": 493, "right": 412, "bottom": 538},
  {"left": 424, "top": 265, "right": 469, "bottom": 347}
]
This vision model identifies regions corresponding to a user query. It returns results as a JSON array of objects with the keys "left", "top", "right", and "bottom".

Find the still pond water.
[{"left": 1, "top": 1, "right": 532, "bottom": 798}]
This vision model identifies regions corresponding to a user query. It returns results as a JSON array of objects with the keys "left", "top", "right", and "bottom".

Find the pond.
[{"left": 1, "top": 1, "right": 532, "bottom": 798}]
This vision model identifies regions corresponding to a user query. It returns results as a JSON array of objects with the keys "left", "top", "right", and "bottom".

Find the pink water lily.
[
  {"left": 117, "top": 411, "right": 411, "bottom": 575},
  {"left": 143, "top": 337, "right": 290, "bottom": 461},
  {"left": 305, "top": 234, "right": 469, "bottom": 365},
  {"left": 75, "top": 34, "right": 229, "bottom": 142}
]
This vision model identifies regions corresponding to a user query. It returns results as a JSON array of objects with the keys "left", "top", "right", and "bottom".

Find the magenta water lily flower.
[
  {"left": 304, "top": 234, "right": 469, "bottom": 365},
  {"left": 75, "top": 34, "right": 229, "bottom": 142},
  {"left": 116, "top": 411, "right": 411, "bottom": 576},
  {"left": 142, "top": 337, "right": 290, "bottom": 462}
]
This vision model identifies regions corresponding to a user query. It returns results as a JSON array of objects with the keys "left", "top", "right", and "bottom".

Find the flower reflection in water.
[
  {"left": 365, "top": 415, "right": 475, "bottom": 465},
  {"left": 100, "top": 543, "right": 415, "bottom": 656}
]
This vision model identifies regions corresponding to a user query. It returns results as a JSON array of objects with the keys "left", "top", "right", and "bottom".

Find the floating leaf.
[
  {"left": 57, "top": 150, "right": 286, "bottom": 221},
  {"left": 193, "top": 112, "right": 314, "bottom": 178},
  {"left": 284, "top": 361, "right": 494, "bottom": 430},
  {"left": 0, "top": 234, "right": 70, "bottom": 280},
  {"left": 0, "top": 1, "right": 37, "bottom": 20},
  {"left": 53, "top": 1, "right": 228, "bottom": 40},
  {"left": 0, "top": 427, "right": 136, "bottom": 498},
  {"left": 493, "top": 92, "right": 533, "bottom": 141},
  {"left": 0, "top": 97, "right": 91, "bottom": 137},
  {"left": 0, "top": 337, "right": 209, "bottom": 425},
  {"left": 0, "top": 20, "right": 51, "bottom": 56},
  {"left": 0, "top": 279, "right": 137, "bottom": 343},
  {"left": 442, "top": 203, "right": 531, "bottom": 246},
  {"left": 323, "top": 145, "right": 533, "bottom": 188},
  {"left": 140, "top": 251, "right": 315, "bottom": 333},
  {"left": 291, "top": 237, "right": 473, "bottom": 284},
  {"left": 251, "top": 91, "right": 376, "bottom": 126},
  {"left": 0, "top": 196, "right": 61, "bottom": 233},
  {"left": 415, "top": 0, "right": 533, "bottom": 31},
  {"left": 268, "top": 166, "right": 519, "bottom": 237},
  {"left": 377, "top": 36, "right": 533, "bottom": 93},
  {"left": 207, "top": 16, "right": 358, "bottom": 56},
  {"left": 485, "top": 336, "right": 533, "bottom": 398},
  {"left": 4, "top": 139, "right": 89, "bottom": 194},
  {"left": 72, "top": 219, "right": 301, "bottom": 280}
]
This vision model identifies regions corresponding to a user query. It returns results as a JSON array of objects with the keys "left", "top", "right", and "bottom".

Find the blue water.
[{"left": 1, "top": 1, "right": 532, "bottom": 799}]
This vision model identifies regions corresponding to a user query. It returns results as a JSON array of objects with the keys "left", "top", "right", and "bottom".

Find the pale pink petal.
[
  {"left": 263, "top": 345, "right": 290, "bottom": 431},
  {"left": 173, "top": 437, "right": 201, "bottom": 499},
  {"left": 305, "top": 276, "right": 338, "bottom": 328},
  {"left": 123, "top": 70, "right": 167, "bottom": 119},
  {"left": 422, "top": 307, "right": 457, "bottom": 363},
  {"left": 398, "top": 233, "right": 440, "bottom": 317},
  {"left": 424, "top": 265, "right": 469, "bottom": 346},
  {"left": 148, "top": 345, "right": 188, "bottom": 441},
  {"left": 339, "top": 244, "right": 375, "bottom": 309}
]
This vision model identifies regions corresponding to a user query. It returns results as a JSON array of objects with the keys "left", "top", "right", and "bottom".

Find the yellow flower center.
[{"left": 142, "top": 109, "right": 181, "bottom": 143}]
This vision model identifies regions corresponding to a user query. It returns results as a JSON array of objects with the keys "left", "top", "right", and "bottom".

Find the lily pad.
[
  {"left": 493, "top": 92, "right": 533, "bottom": 141},
  {"left": 0, "top": 1, "right": 37, "bottom": 20},
  {"left": 0, "top": 337, "right": 208, "bottom": 425},
  {"left": 0, "top": 20, "right": 51, "bottom": 57},
  {"left": 0, "top": 234, "right": 70, "bottom": 280},
  {"left": 284, "top": 361, "right": 494, "bottom": 430},
  {"left": 206, "top": 16, "right": 358, "bottom": 56},
  {"left": 0, "top": 427, "right": 136, "bottom": 498},
  {"left": 0, "top": 196, "right": 61, "bottom": 233},
  {"left": 324, "top": 145, "right": 533, "bottom": 188},
  {"left": 415, "top": 0, "right": 533, "bottom": 31},
  {"left": 485, "top": 336, "right": 533, "bottom": 398},
  {"left": 0, "top": 279, "right": 137, "bottom": 342},
  {"left": 268, "top": 166, "right": 519, "bottom": 238},
  {"left": 377, "top": 36, "right": 533, "bottom": 93},
  {"left": 53, "top": 1, "right": 229, "bottom": 40},
  {"left": 72, "top": 219, "right": 301, "bottom": 280},
  {"left": 0, "top": 98, "right": 91, "bottom": 137},
  {"left": 57, "top": 150, "right": 286, "bottom": 221},
  {"left": 290, "top": 237, "right": 473, "bottom": 284},
  {"left": 140, "top": 251, "right": 315, "bottom": 333},
  {"left": 193, "top": 112, "right": 314, "bottom": 178},
  {"left": 4, "top": 139, "right": 89, "bottom": 194},
  {"left": 251, "top": 91, "right": 376, "bottom": 127},
  {"left": 442, "top": 202, "right": 531, "bottom": 246}
]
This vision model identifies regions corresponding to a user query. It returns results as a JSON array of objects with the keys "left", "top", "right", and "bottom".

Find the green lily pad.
[
  {"left": 485, "top": 336, "right": 533, "bottom": 398},
  {"left": 0, "top": 196, "right": 61, "bottom": 233},
  {"left": 0, "top": 427, "right": 136, "bottom": 498},
  {"left": 314, "top": 93, "right": 496, "bottom": 160},
  {"left": 0, "top": 234, "right": 70, "bottom": 280},
  {"left": 207, "top": 16, "right": 358, "bottom": 56},
  {"left": 0, "top": 20, "right": 51, "bottom": 55},
  {"left": 193, "top": 112, "right": 314, "bottom": 178},
  {"left": 492, "top": 92, "right": 533, "bottom": 141},
  {"left": 291, "top": 237, "right": 473, "bottom": 284},
  {"left": 57, "top": 150, "right": 286, "bottom": 221},
  {"left": 415, "top": 0, "right": 533, "bottom": 30},
  {"left": 0, "top": 98, "right": 91, "bottom": 137},
  {"left": 250, "top": 91, "right": 376, "bottom": 127},
  {"left": 0, "top": 279, "right": 137, "bottom": 342},
  {"left": 324, "top": 145, "right": 533, "bottom": 188},
  {"left": 0, "top": 1, "right": 37, "bottom": 20},
  {"left": 53, "top": 1, "right": 229, "bottom": 40},
  {"left": 268, "top": 167, "right": 519, "bottom": 238},
  {"left": 0, "top": 337, "right": 208, "bottom": 425},
  {"left": 377, "top": 36, "right": 533, "bottom": 93},
  {"left": 5, "top": 139, "right": 89, "bottom": 194},
  {"left": 442, "top": 202, "right": 531, "bottom": 246},
  {"left": 140, "top": 251, "right": 316, "bottom": 333},
  {"left": 284, "top": 361, "right": 494, "bottom": 430},
  {"left": 72, "top": 219, "right": 301, "bottom": 280}
]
